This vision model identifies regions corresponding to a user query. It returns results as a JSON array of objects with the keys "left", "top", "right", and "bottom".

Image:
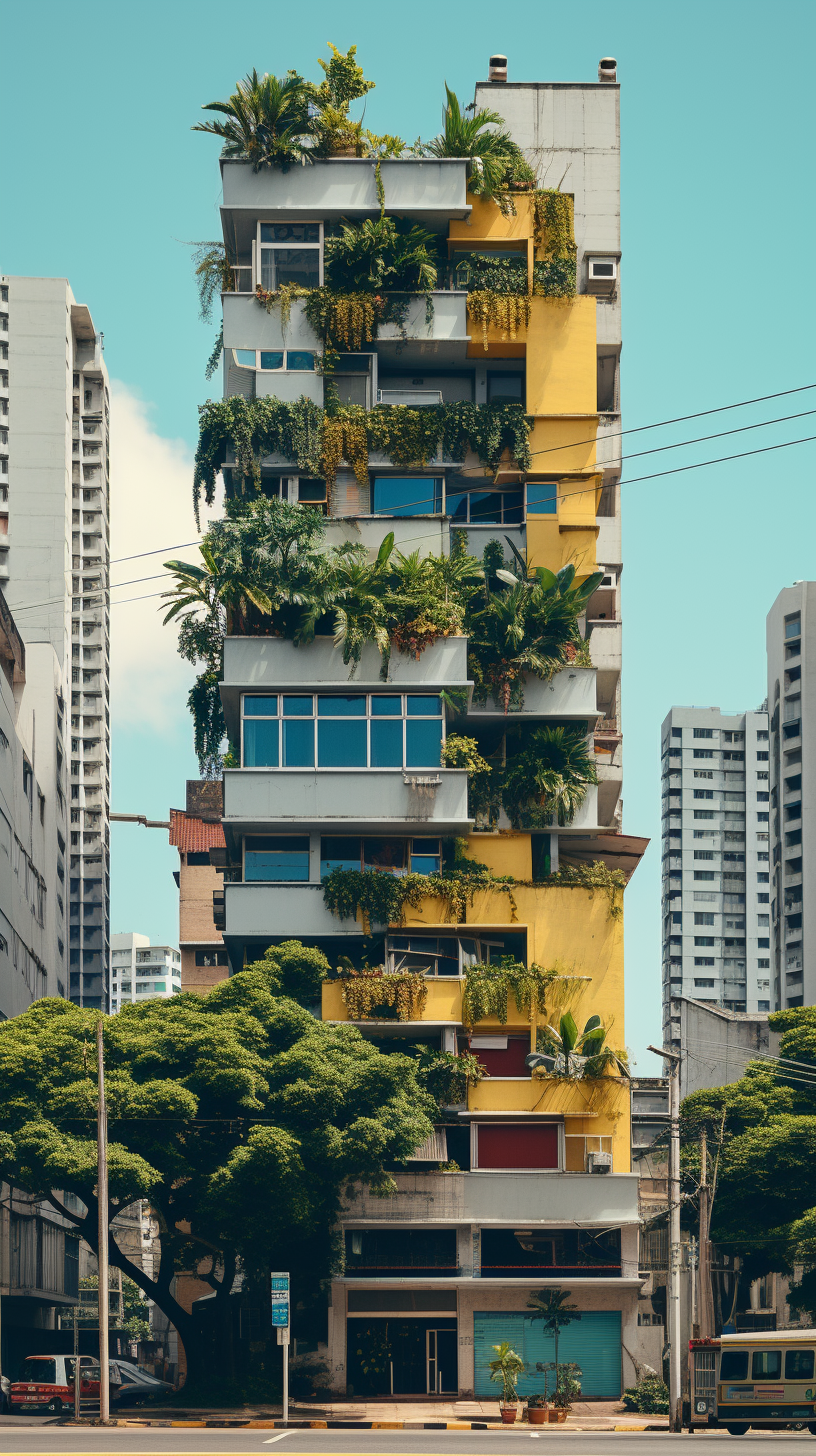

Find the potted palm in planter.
[
  {"left": 488, "top": 1341, "right": 525, "bottom": 1423},
  {"left": 526, "top": 1393, "right": 549, "bottom": 1425},
  {"left": 527, "top": 1289, "right": 581, "bottom": 1421},
  {"left": 551, "top": 1366, "right": 582, "bottom": 1421}
]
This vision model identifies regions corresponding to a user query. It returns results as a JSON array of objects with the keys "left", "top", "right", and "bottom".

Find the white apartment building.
[
  {"left": 767, "top": 582, "right": 816, "bottom": 1010},
  {"left": 110, "top": 931, "right": 181, "bottom": 1010},
  {"left": 1, "top": 276, "right": 111, "bottom": 1010},
  {"left": 661, "top": 705, "right": 771, "bottom": 1048}
]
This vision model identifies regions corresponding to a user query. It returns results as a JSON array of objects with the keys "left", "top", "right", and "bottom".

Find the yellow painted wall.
[
  {"left": 525, "top": 296, "right": 597, "bottom": 416},
  {"left": 467, "top": 832, "right": 532, "bottom": 879},
  {"left": 528, "top": 416, "right": 598, "bottom": 474}
]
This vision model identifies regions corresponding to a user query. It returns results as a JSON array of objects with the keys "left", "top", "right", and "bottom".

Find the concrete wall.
[{"left": 676, "top": 996, "right": 781, "bottom": 1100}]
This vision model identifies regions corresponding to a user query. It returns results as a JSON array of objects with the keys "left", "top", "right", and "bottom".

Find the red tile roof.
[{"left": 169, "top": 809, "right": 226, "bottom": 852}]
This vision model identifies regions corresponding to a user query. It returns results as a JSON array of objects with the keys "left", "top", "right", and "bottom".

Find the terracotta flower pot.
[
  {"left": 500, "top": 1405, "right": 518, "bottom": 1424},
  {"left": 528, "top": 1407, "right": 549, "bottom": 1424},
  {"left": 551, "top": 1408, "right": 568, "bottom": 1422}
]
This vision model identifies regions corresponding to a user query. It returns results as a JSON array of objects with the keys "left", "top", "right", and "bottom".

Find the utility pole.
[
  {"left": 648, "top": 1044, "right": 682, "bottom": 1432},
  {"left": 97, "top": 1019, "right": 110, "bottom": 1424},
  {"left": 698, "top": 1128, "right": 714, "bottom": 1339},
  {"left": 73, "top": 1304, "right": 80, "bottom": 1419}
]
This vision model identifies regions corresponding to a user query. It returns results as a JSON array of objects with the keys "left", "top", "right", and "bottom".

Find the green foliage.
[
  {"left": 462, "top": 958, "right": 559, "bottom": 1029},
  {"left": 189, "top": 242, "right": 233, "bottom": 323},
  {"left": 552, "top": 1368, "right": 582, "bottom": 1410},
  {"left": 424, "top": 87, "right": 535, "bottom": 202},
  {"left": 323, "top": 216, "right": 439, "bottom": 294},
  {"left": 322, "top": 864, "right": 518, "bottom": 933},
  {"left": 622, "top": 1376, "right": 670, "bottom": 1414},
  {"left": 81, "top": 1272, "right": 150, "bottom": 1342},
  {"left": 543, "top": 860, "right": 626, "bottom": 918},
  {"left": 0, "top": 975, "right": 435, "bottom": 1387},
  {"left": 488, "top": 1341, "right": 525, "bottom": 1403},
  {"left": 501, "top": 725, "right": 598, "bottom": 829},
  {"left": 527, "top": 1289, "right": 580, "bottom": 1396},
  {"left": 441, "top": 734, "right": 497, "bottom": 822},
  {"left": 243, "top": 941, "right": 330, "bottom": 1005},
  {"left": 194, "top": 69, "right": 314, "bottom": 171},
  {"left": 194, "top": 396, "right": 324, "bottom": 517},
  {"left": 533, "top": 256, "right": 577, "bottom": 299},
  {"left": 454, "top": 253, "right": 528, "bottom": 294},
  {"left": 415, "top": 1048, "right": 484, "bottom": 1107},
  {"left": 306, "top": 44, "right": 376, "bottom": 157},
  {"left": 530, "top": 1012, "right": 629, "bottom": 1078}
]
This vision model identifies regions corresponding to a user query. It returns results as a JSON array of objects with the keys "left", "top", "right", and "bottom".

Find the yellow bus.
[{"left": 716, "top": 1329, "right": 816, "bottom": 1435}]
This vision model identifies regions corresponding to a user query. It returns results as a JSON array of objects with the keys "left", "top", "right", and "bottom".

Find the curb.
[{"left": 62, "top": 1416, "right": 669, "bottom": 1431}]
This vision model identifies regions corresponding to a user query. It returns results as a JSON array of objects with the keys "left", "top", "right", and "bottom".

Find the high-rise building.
[
  {"left": 168, "top": 780, "right": 228, "bottom": 994},
  {"left": 193, "top": 52, "right": 658, "bottom": 1393},
  {"left": 767, "top": 582, "right": 815, "bottom": 1009},
  {"left": 1, "top": 276, "right": 111, "bottom": 1009},
  {"left": 660, "top": 706, "right": 771, "bottom": 1047},
  {"left": 109, "top": 931, "right": 181, "bottom": 1010}
]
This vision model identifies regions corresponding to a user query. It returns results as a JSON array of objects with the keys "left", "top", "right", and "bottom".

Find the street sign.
[
  {"left": 271, "top": 1302, "right": 289, "bottom": 1326},
  {"left": 271, "top": 1272, "right": 289, "bottom": 1329}
]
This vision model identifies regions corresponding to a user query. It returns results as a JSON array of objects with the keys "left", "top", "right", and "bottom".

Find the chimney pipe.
[
  {"left": 488, "top": 54, "right": 508, "bottom": 83},
  {"left": 598, "top": 57, "right": 617, "bottom": 83}
]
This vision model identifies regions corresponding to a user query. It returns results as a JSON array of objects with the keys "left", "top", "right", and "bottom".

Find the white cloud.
[{"left": 108, "top": 383, "right": 221, "bottom": 732}]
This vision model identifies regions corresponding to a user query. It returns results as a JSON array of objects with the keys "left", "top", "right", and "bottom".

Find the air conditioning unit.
[
  {"left": 586, "top": 1151, "right": 613, "bottom": 1174},
  {"left": 586, "top": 257, "right": 618, "bottom": 295}
]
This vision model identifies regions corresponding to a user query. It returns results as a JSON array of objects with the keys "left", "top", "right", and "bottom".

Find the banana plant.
[{"left": 525, "top": 1012, "right": 629, "bottom": 1078}]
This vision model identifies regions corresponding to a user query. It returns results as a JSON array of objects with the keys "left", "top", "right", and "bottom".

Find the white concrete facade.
[
  {"left": 766, "top": 583, "right": 816, "bottom": 1010},
  {"left": 1, "top": 276, "right": 111, "bottom": 1009},
  {"left": 110, "top": 931, "right": 181, "bottom": 1011},
  {"left": 660, "top": 705, "right": 771, "bottom": 1048}
]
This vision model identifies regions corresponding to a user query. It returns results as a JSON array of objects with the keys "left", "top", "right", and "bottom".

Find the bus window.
[
  {"left": 785, "top": 1349, "right": 815, "bottom": 1380},
  {"left": 752, "top": 1349, "right": 781, "bottom": 1379},
  {"left": 720, "top": 1350, "right": 748, "bottom": 1381}
]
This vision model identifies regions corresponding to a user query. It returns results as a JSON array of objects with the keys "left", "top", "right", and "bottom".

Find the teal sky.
[{"left": 2, "top": 0, "right": 814, "bottom": 1066}]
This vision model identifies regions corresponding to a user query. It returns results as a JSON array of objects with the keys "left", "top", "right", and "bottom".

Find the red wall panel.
[{"left": 476, "top": 1123, "right": 559, "bottom": 1169}]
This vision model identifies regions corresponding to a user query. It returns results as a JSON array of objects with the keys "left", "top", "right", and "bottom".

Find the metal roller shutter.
[{"left": 473, "top": 1310, "right": 622, "bottom": 1399}]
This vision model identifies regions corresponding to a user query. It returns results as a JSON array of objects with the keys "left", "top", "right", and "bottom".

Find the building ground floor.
[{"left": 327, "top": 1281, "right": 662, "bottom": 1399}]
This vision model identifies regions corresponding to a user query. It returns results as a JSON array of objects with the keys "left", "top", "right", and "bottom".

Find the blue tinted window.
[
  {"left": 243, "top": 696, "right": 278, "bottom": 716},
  {"left": 243, "top": 719, "right": 279, "bottom": 767},
  {"left": 283, "top": 719, "right": 314, "bottom": 766},
  {"left": 371, "top": 696, "right": 402, "bottom": 716},
  {"left": 406, "top": 719, "right": 442, "bottom": 767},
  {"left": 320, "top": 837, "right": 362, "bottom": 877},
  {"left": 411, "top": 854, "right": 441, "bottom": 874},
  {"left": 468, "top": 492, "right": 503, "bottom": 524},
  {"left": 318, "top": 719, "right": 367, "bottom": 767},
  {"left": 287, "top": 351, "right": 315, "bottom": 371},
  {"left": 527, "top": 481, "right": 557, "bottom": 514},
  {"left": 260, "top": 351, "right": 284, "bottom": 371},
  {"left": 445, "top": 491, "right": 469, "bottom": 522},
  {"left": 371, "top": 720, "right": 403, "bottom": 767},
  {"left": 260, "top": 224, "right": 320, "bottom": 244},
  {"left": 245, "top": 837, "right": 310, "bottom": 881},
  {"left": 317, "top": 697, "right": 366, "bottom": 716},
  {"left": 364, "top": 839, "right": 406, "bottom": 871},
  {"left": 234, "top": 350, "right": 255, "bottom": 368},
  {"left": 372, "top": 477, "right": 442, "bottom": 517},
  {"left": 406, "top": 696, "right": 441, "bottom": 716},
  {"left": 283, "top": 696, "right": 313, "bottom": 716}
]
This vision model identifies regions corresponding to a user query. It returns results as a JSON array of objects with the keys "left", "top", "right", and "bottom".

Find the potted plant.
[
  {"left": 527, "top": 1288, "right": 581, "bottom": 1420},
  {"left": 526, "top": 1393, "right": 549, "bottom": 1425},
  {"left": 488, "top": 1341, "right": 525, "bottom": 1423},
  {"left": 551, "top": 1366, "right": 582, "bottom": 1420}
]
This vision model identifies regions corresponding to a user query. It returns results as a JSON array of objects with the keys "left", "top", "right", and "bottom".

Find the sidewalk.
[{"left": 33, "top": 1397, "right": 668, "bottom": 1432}]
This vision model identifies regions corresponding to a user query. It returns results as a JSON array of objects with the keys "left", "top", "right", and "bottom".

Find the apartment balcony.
[
  {"left": 220, "top": 158, "right": 469, "bottom": 244},
  {"left": 223, "top": 766, "right": 470, "bottom": 836},
  {"left": 222, "top": 291, "right": 469, "bottom": 362},
  {"left": 222, "top": 294, "right": 319, "bottom": 355},
  {"left": 340, "top": 1171, "right": 639, "bottom": 1230},
  {"left": 323, "top": 975, "right": 476, "bottom": 1027},
  {"left": 467, "top": 1075, "right": 629, "bottom": 1119},
  {"left": 596, "top": 760, "right": 623, "bottom": 828},
  {"left": 221, "top": 634, "right": 469, "bottom": 742},
  {"left": 587, "top": 619, "right": 621, "bottom": 704},
  {"left": 465, "top": 665, "right": 597, "bottom": 724},
  {"left": 225, "top": 881, "right": 368, "bottom": 940}
]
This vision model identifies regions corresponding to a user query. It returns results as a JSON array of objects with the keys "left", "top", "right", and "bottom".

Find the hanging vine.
[
  {"left": 462, "top": 958, "right": 560, "bottom": 1028},
  {"left": 530, "top": 189, "right": 577, "bottom": 299},
  {"left": 339, "top": 968, "right": 428, "bottom": 1020},
  {"left": 321, "top": 410, "right": 370, "bottom": 489},
  {"left": 303, "top": 288, "right": 378, "bottom": 350},
  {"left": 322, "top": 865, "right": 517, "bottom": 930},
  {"left": 467, "top": 290, "right": 531, "bottom": 352},
  {"left": 544, "top": 861, "right": 626, "bottom": 919}
]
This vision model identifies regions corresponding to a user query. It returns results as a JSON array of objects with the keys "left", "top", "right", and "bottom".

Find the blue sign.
[
  {"left": 271, "top": 1272, "right": 289, "bottom": 1328},
  {"left": 271, "top": 1302, "right": 289, "bottom": 1326}
]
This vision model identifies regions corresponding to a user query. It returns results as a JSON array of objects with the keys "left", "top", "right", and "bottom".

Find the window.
[
  {"left": 445, "top": 481, "right": 523, "bottom": 524},
  {"left": 695, "top": 937, "right": 715, "bottom": 946},
  {"left": 751, "top": 1349, "right": 781, "bottom": 1380},
  {"left": 371, "top": 477, "right": 442, "bottom": 516},
  {"left": 244, "top": 836, "right": 310, "bottom": 881},
  {"left": 195, "top": 949, "right": 229, "bottom": 967},
  {"left": 287, "top": 351, "right": 315, "bottom": 371},
  {"left": 720, "top": 1350, "right": 748, "bottom": 1381},
  {"left": 320, "top": 837, "right": 442, "bottom": 878},
  {"left": 259, "top": 351, "right": 284, "bottom": 371},
  {"left": 694, "top": 978, "right": 715, "bottom": 988},
  {"left": 693, "top": 749, "right": 714, "bottom": 759},
  {"left": 693, "top": 728, "right": 714, "bottom": 739},
  {"left": 241, "top": 693, "right": 443, "bottom": 769},
  {"left": 694, "top": 851, "right": 714, "bottom": 860},
  {"left": 259, "top": 222, "right": 321, "bottom": 289},
  {"left": 694, "top": 871, "right": 715, "bottom": 881},
  {"left": 694, "top": 789, "right": 714, "bottom": 800},
  {"left": 784, "top": 615, "right": 801, "bottom": 639},
  {"left": 695, "top": 913, "right": 715, "bottom": 925},
  {"left": 526, "top": 481, "right": 558, "bottom": 515},
  {"left": 695, "top": 956, "right": 715, "bottom": 966},
  {"left": 784, "top": 1349, "right": 814, "bottom": 1380}
]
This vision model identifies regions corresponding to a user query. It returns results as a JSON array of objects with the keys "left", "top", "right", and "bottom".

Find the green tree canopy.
[
  {"left": 681, "top": 1006, "right": 816, "bottom": 1315},
  {"left": 0, "top": 964, "right": 435, "bottom": 1386}
]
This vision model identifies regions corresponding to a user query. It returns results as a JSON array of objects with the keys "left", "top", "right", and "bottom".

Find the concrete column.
[{"left": 328, "top": 1281, "right": 347, "bottom": 1392}]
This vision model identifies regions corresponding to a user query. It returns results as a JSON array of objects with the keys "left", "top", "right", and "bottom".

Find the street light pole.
[
  {"left": 648, "top": 1044, "right": 682, "bottom": 1432},
  {"left": 97, "top": 1019, "right": 110, "bottom": 1425}
]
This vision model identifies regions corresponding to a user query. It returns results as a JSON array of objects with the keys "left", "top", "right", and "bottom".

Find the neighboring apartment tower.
[
  {"left": 199, "top": 55, "right": 655, "bottom": 1395},
  {"left": 168, "top": 780, "right": 228, "bottom": 994},
  {"left": 660, "top": 706, "right": 771, "bottom": 1047},
  {"left": 109, "top": 931, "right": 181, "bottom": 1011},
  {"left": 1, "top": 276, "right": 111, "bottom": 1009},
  {"left": 767, "top": 583, "right": 815, "bottom": 1009}
]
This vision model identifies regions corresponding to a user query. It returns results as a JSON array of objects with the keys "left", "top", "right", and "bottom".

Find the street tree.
[{"left": 0, "top": 959, "right": 435, "bottom": 1387}]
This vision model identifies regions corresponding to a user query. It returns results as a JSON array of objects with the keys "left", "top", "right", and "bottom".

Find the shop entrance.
[{"left": 347, "top": 1317, "right": 458, "bottom": 1396}]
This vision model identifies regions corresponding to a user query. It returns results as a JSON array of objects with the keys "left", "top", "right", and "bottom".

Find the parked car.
[
  {"left": 9, "top": 1355, "right": 173, "bottom": 1414},
  {"left": 1, "top": 1373, "right": 9, "bottom": 1413}
]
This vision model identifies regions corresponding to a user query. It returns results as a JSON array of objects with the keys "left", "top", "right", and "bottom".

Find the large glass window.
[
  {"left": 259, "top": 223, "right": 321, "bottom": 290},
  {"left": 526, "top": 481, "right": 558, "bottom": 515},
  {"left": 751, "top": 1349, "right": 781, "bottom": 1380},
  {"left": 320, "top": 837, "right": 441, "bottom": 879},
  {"left": 372, "top": 477, "right": 443, "bottom": 517},
  {"left": 245, "top": 836, "right": 310, "bottom": 881},
  {"left": 445, "top": 481, "right": 523, "bottom": 524},
  {"left": 241, "top": 694, "right": 443, "bottom": 769},
  {"left": 487, "top": 372, "right": 524, "bottom": 404}
]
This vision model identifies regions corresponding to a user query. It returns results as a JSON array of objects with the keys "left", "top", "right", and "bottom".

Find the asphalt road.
[{"left": 0, "top": 1430, "right": 814, "bottom": 1454}]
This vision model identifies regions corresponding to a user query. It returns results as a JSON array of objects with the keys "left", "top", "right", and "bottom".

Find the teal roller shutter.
[{"left": 474, "top": 1310, "right": 622, "bottom": 1399}]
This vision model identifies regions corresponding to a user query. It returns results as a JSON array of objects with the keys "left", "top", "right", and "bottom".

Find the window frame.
[
  {"left": 242, "top": 834, "right": 311, "bottom": 883},
  {"left": 320, "top": 837, "right": 444, "bottom": 882},
  {"left": 233, "top": 348, "right": 317, "bottom": 374},
  {"left": 240, "top": 692, "right": 445, "bottom": 771},
  {"left": 256, "top": 220, "right": 324, "bottom": 290}
]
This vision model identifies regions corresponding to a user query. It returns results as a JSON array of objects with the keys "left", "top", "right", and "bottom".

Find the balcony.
[
  {"left": 465, "top": 666, "right": 597, "bottom": 723},
  {"left": 323, "top": 975, "right": 472, "bottom": 1026},
  {"left": 225, "top": 881, "right": 365, "bottom": 939},
  {"left": 339, "top": 1170, "right": 639, "bottom": 1230},
  {"left": 223, "top": 766, "right": 470, "bottom": 835},
  {"left": 222, "top": 293, "right": 318, "bottom": 354}
]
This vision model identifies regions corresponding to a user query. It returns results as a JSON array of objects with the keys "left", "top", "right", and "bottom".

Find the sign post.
[{"left": 271, "top": 1273, "right": 290, "bottom": 1423}]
